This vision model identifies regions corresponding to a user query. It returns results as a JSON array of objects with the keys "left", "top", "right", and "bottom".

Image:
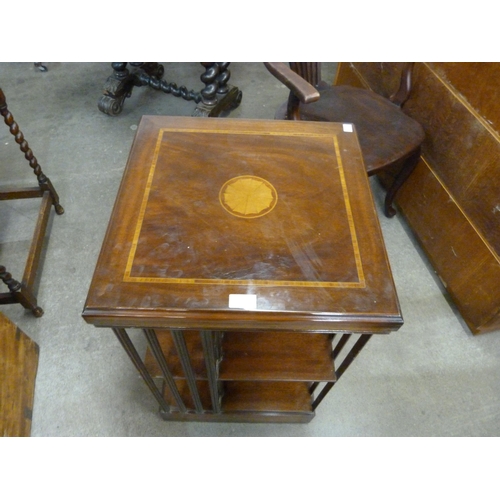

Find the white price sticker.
[{"left": 228, "top": 294, "right": 257, "bottom": 310}]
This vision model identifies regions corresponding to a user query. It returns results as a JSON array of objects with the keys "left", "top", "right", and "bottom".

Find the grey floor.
[{"left": 1, "top": 62, "right": 499, "bottom": 437}]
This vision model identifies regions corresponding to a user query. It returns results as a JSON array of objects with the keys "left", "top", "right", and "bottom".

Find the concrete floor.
[{"left": 1, "top": 62, "right": 499, "bottom": 437}]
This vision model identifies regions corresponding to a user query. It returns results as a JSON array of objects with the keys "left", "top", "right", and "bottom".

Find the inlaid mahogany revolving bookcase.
[{"left": 82, "top": 116, "right": 403, "bottom": 423}]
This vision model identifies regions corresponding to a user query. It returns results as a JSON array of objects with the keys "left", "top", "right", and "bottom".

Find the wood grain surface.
[
  {"left": 83, "top": 116, "right": 402, "bottom": 333},
  {"left": 0, "top": 312, "right": 39, "bottom": 436}
]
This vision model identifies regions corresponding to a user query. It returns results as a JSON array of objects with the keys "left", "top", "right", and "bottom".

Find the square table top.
[{"left": 82, "top": 116, "right": 402, "bottom": 333}]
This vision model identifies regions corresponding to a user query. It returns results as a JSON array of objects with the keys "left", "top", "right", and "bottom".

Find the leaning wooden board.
[{"left": 0, "top": 312, "right": 39, "bottom": 436}]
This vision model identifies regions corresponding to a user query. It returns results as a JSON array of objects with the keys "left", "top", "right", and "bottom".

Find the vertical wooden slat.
[
  {"left": 332, "top": 334, "right": 350, "bottom": 360},
  {"left": 200, "top": 330, "right": 221, "bottom": 413},
  {"left": 310, "top": 334, "right": 335, "bottom": 395},
  {"left": 171, "top": 329, "right": 204, "bottom": 413},
  {"left": 289, "top": 63, "right": 321, "bottom": 86},
  {"left": 312, "top": 334, "right": 372, "bottom": 410},
  {"left": 144, "top": 328, "right": 187, "bottom": 412},
  {"left": 309, "top": 382, "right": 319, "bottom": 394},
  {"left": 112, "top": 328, "right": 170, "bottom": 413},
  {"left": 335, "top": 335, "right": 372, "bottom": 380}
]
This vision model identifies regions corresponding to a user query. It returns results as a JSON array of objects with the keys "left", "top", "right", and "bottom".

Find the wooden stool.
[{"left": 0, "top": 312, "right": 39, "bottom": 436}]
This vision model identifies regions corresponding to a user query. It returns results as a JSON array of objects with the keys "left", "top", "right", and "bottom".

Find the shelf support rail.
[
  {"left": 144, "top": 328, "right": 187, "bottom": 413},
  {"left": 112, "top": 328, "right": 171, "bottom": 413},
  {"left": 171, "top": 330, "right": 204, "bottom": 413},
  {"left": 312, "top": 334, "right": 372, "bottom": 410},
  {"left": 201, "top": 331, "right": 222, "bottom": 414}
]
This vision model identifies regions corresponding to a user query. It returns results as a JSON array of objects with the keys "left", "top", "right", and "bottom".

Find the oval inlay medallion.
[{"left": 219, "top": 175, "right": 278, "bottom": 218}]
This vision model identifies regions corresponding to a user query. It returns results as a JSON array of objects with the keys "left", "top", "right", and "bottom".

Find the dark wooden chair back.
[{"left": 264, "top": 62, "right": 425, "bottom": 217}]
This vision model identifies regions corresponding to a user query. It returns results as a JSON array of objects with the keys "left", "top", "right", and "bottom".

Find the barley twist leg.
[{"left": 0, "top": 88, "right": 64, "bottom": 215}]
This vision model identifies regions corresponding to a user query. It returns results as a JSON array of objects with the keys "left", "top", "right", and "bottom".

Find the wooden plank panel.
[
  {"left": 397, "top": 159, "right": 500, "bottom": 333},
  {"left": 428, "top": 63, "right": 500, "bottom": 136},
  {"left": 405, "top": 64, "right": 500, "bottom": 254},
  {"left": 0, "top": 312, "right": 39, "bottom": 436},
  {"left": 222, "top": 381, "right": 313, "bottom": 413},
  {"left": 219, "top": 331, "right": 335, "bottom": 381}
]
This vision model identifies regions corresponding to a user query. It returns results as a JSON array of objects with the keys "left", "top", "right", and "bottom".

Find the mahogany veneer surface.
[
  {"left": 83, "top": 116, "right": 402, "bottom": 333},
  {"left": 219, "top": 331, "right": 335, "bottom": 381},
  {"left": 0, "top": 312, "right": 39, "bottom": 437}
]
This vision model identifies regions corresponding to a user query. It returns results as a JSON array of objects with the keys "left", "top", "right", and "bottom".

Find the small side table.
[{"left": 83, "top": 116, "right": 403, "bottom": 423}]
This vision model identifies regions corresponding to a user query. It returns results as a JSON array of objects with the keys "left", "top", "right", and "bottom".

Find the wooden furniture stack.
[
  {"left": 83, "top": 116, "right": 403, "bottom": 422},
  {"left": 335, "top": 63, "right": 500, "bottom": 334}
]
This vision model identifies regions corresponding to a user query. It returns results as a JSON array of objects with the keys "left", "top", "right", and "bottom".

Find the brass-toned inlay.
[{"left": 219, "top": 176, "right": 278, "bottom": 218}]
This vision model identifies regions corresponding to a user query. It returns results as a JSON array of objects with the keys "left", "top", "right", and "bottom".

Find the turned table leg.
[
  {"left": 193, "top": 63, "right": 242, "bottom": 117},
  {"left": 0, "top": 88, "right": 64, "bottom": 215},
  {"left": 0, "top": 266, "right": 44, "bottom": 317}
]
